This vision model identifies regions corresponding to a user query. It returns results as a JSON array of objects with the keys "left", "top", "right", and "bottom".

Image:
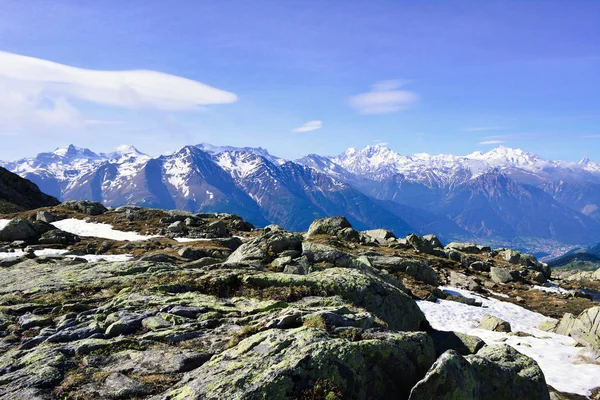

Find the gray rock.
[
  {"left": 38, "top": 229, "right": 79, "bottom": 245},
  {"left": 406, "top": 234, "right": 435, "bottom": 254},
  {"left": 409, "top": 350, "right": 480, "bottom": 400},
  {"left": 337, "top": 227, "right": 360, "bottom": 242},
  {"left": 430, "top": 330, "right": 486, "bottom": 357},
  {"left": 306, "top": 216, "right": 352, "bottom": 237},
  {"left": 553, "top": 306, "right": 600, "bottom": 349},
  {"left": 152, "top": 328, "right": 436, "bottom": 400},
  {"left": 168, "top": 221, "right": 187, "bottom": 233},
  {"left": 362, "top": 229, "right": 396, "bottom": 243},
  {"left": 36, "top": 210, "right": 54, "bottom": 223},
  {"left": 61, "top": 200, "right": 107, "bottom": 215},
  {"left": 446, "top": 242, "right": 490, "bottom": 254},
  {"left": 423, "top": 234, "right": 443, "bottom": 249},
  {"left": 0, "top": 219, "right": 38, "bottom": 242},
  {"left": 466, "top": 345, "right": 549, "bottom": 400},
  {"left": 18, "top": 313, "right": 53, "bottom": 329},
  {"left": 101, "top": 372, "right": 150, "bottom": 399},
  {"left": 490, "top": 266, "right": 513, "bottom": 284},
  {"left": 207, "top": 221, "right": 229, "bottom": 237},
  {"left": 477, "top": 314, "right": 512, "bottom": 332}
]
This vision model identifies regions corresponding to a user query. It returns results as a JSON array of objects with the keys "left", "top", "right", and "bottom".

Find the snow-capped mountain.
[{"left": 3, "top": 143, "right": 600, "bottom": 253}]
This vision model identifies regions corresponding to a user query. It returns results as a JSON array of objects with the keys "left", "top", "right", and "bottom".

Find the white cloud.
[
  {"left": 291, "top": 120, "right": 322, "bottom": 133},
  {"left": 478, "top": 140, "right": 505, "bottom": 145},
  {"left": 0, "top": 51, "right": 237, "bottom": 135},
  {"left": 349, "top": 80, "right": 418, "bottom": 114}
]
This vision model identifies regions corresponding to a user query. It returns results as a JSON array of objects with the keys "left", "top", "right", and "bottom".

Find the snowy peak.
[
  {"left": 467, "top": 146, "right": 545, "bottom": 167},
  {"left": 52, "top": 144, "right": 101, "bottom": 161}
]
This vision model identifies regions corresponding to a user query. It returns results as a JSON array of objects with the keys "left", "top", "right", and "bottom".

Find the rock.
[
  {"left": 36, "top": 210, "right": 54, "bottom": 223},
  {"left": 207, "top": 221, "right": 229, "bottom": 237},
  {"left": 0, "top": 219, "right": 39, "bottom": 242},
  {"left": 430, "top": 330, "right": 486, "bottom": 357},
  {"left": 446, "top": 242, "right": 489, "bottom": 254},
  {"left": 553, "top": 306, "right": 600, "bottom": 349},
  {"left": 38, "top": 229, "right": 79, "bottom": 245},
  {"left": 271, "top": 256, "right": 292, "bottom": 269},
  {"left": 466, "top": 345, "right": 549, "bottom": 400},
  {"left": 18, "top": 313, "right": 53, "bottom": 329},
  {"left": 409, "top": 350, "right": 480, "bottom": 400},
  {"left": 263, "top": 224, "right": 285, "bottom": 233},
  {"left": 499, "top": 249, "right": 521, "bottom": 264},
  {"left": 362, "top": 229, "right": 396, "bottom": 243},
  {"left": 448, "top": 271, "right": 482, "bottom": 291},
  {"left": 477, "top": 314, "right": 512, "bottom": 332},
  {"left": 105, "top": 312, "right": 148, "bottom": 337},
  {"left": 469, "top": 261, "right": 490, "bottom": 272},
  {"left": 227, "top": 231, "right": 302, "bottom": 265},
  {"left": 336, "top": 227, "right": 360, "bottom": 242},
  {"left": 168, "top": 221, "right": 187, "bottom": 233},
  {"left": 490, "top": 266, "right": 513, "bottom": 284},
  {"left": 532, "top": 271, "right": 547, "bottom": 284},
  {"left": 405, "top": 262, "right": 438, "bottom": 286},
  {"left": 153, "top": 328, "right": 436, "bottom": 400},
  {"left": 306, "top": 216, "right": 352, "bottom": 237},
  {"left": 423, "top": 234, "right": 443, "bottom": 249},
  {"left": 139, "top": 252, "right": 178, "bottom": 263},
  {"left": 61, "top": 200, "right": 107, "bottom": 215},
  {"left": 100, "top": 372, "right": 150, "bottom": 399},
  {"left": 406, "top": 234, "right": 435, "bottom": 254},
  {"left": 88, "top": 349, "right": 210, "bottom": 375}
]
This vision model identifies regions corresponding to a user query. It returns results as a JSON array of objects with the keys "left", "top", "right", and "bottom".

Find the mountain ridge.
[{"left": 3, "top": 143, "right": 600, "bottom": 253}]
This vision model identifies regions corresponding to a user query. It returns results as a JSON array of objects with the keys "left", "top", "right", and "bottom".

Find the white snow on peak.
[
  {"left": 327, "top": 144, "right": 600, "bottom": 186},
  {"left": 215, "top": 151, "right": 264, "bottom": 179}
]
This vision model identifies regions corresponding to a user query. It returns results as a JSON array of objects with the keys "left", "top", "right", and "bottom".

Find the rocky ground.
[{"left": 0, "top": 202, "right": 599, "bottom": 399}]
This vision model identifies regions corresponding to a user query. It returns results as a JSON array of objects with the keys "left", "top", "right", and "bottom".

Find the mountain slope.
[{"left": 0, "top": 166, "right": 59, "bottom": 213}]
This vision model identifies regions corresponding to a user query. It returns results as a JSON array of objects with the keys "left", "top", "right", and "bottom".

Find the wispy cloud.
[
  {"left": 291, "top": 120, "right": 322, "bottom": 133},
  {"left": 85, "top": 120, "right": 126, "bottom": 126},
  {"left": 374, "top": 140, "right": 389, "bottom": 146},
  {"left": 0, "top": 51, "right": 237, "bottom": 135},
  {"left": 349, "top": 80, "right": 418, "bottom": 114},
  {"left": 478, "top": 140, "right": 505, "bottom": 145},
  {"left": 465, "top": 126, "right": 504, "bottom": 132}
]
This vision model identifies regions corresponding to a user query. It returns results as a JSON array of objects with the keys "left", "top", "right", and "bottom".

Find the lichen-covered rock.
[
  {"left": 406, "top": 234, "right": 435, "bottom": 254},
  {"left": 466, "top": 345, "right": 550, "bottom": 400},
  {"left": 0, "top": 218, "right": 38, "bottom": 242},
  {"left": 61, "top": 200, "right": 107, "bottom": 215},
  {"left": 227, "top": 231, "right": 302, "bottom": 265},
  {"left": 430, "top": 330, "right": 486, "bottom": 357},
  {"left": 409, "top": 350, "right": 480, "bottom": 400},
  {"left": 477, "top": 314, "right": 512, "bottom": 333},
  {"left": 490, "top": 266, "right": 513, "bottom": 284},
  {"left": 362, "top": 229, "right": 396, "bottom": 243},
  {"left": 242, "top": 267, "right": 427, "bottom": 332},
  {"left": 306, "top": 216, "right": 352, "bottom": 237},
  {"left": 155, "top": 328, "right": 436, "bottom": 400},
  {"left": 552, "top": 306, "right": 600, "bottom": 349}
]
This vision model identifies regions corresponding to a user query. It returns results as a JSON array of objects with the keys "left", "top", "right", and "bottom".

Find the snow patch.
[
  {"left": 417, "top": 286, "right": 600, "bottom": 396},
  {"left": 0, "top": 219, "right": 10, "bottom": 230},
  {"left": 52, "top": 219, "right": 160, "bottom": 241}
]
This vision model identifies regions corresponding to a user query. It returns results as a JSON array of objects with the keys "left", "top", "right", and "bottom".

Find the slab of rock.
[
  {"left": 406, "top": 234, "right": 435, "bottom": 254},
  {"left": 0, "top": 219, "right": 38, "bottom": 242},
  {"left": 306, "top": 216, "right": 352, "bottom": 237},
  {"left": 61, "top": 200, "right": 107, "bottom": 215},
  {"left": 477, "top": 314, "right": 512, "bottom": 332},
  {"left": 409, "top": 350, "right": 480, "bottom": 400},
  {"left": 362, "top": 229, "right": 396, "bottom": 243},
  {"left": 490, "top": 266, "right": 513, "bottom": 284},
  {"left": 466, "top": 345, "right": 549, "bottom": 400}
]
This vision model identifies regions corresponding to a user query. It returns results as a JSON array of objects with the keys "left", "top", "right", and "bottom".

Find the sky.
[{"left": 0, "top": 0, "right": 599, "bottom": 162}]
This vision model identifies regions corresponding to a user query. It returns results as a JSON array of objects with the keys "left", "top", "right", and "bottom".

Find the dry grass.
[{"left": 303, "top": 315, "right": 327, "bottom": 330}]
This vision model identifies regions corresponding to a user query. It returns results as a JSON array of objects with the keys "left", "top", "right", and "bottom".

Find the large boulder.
[
  {"left": 306, "top": 216, "right": 352, "bottom": 237},
  {"left": 362, "top": 229, "right": 396, "bottom": 243},
  {"left": 406, "top": 234, "right": 435, "bottom": 254},
  {"left": 465, "top": 345, "right": 549, "bottom": 400},
  {"left": 154, "top": 328, "right": 436, "bottom": 400},
  {"left": 409, "top": 350, "right": 480, "bottom": 400},
  {"left": 490, "top": 267, "right": 513, "bottom": 284},
  {"left": 446, "top": 242, "right": 490, "bottom": 254},
  {"left": 61, "top": 200, "right": 107, "bottom": 215},
  {"left": 552, "top": 306, "right": 600, "bottom": 349},
  {"left": 477, "top": 314, "right": 512, "bottom": 333},
  {"left": 226, "top": 230, "right": 303, "bottom": 265},
  {"left": 38, "top": 229, "right": 80, "bottom": 245},
  {"left": 0, "top": 219, "right": 38, "bottom": 242}
]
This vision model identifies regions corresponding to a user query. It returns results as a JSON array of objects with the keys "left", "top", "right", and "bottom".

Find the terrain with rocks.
[{"left": 0, "top": 202, "right": 599, "bottom": 399}]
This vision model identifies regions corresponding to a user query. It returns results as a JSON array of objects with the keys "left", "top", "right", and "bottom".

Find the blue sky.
[{"left": 0, "top": 0, "right": 598, "bottom": 161}]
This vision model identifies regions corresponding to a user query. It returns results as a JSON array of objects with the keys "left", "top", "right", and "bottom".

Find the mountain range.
[{"left": 3, "top": 143, "right": 600, "bottom": 256}]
